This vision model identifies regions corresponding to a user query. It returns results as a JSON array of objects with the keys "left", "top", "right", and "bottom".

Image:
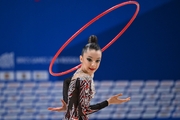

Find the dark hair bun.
[{"left": 88, "top": 35, "right": 98, "bottom": 44}]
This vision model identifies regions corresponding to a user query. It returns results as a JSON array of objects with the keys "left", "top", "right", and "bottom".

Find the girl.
[{"left": 48, "top": 35, "right": 130, "bottom": 120}]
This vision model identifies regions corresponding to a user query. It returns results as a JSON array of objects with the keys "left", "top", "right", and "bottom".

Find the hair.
[{"left": 81, "top": 35, "right": 101, "bottom": 55}]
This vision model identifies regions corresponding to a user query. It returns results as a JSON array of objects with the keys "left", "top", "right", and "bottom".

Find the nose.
[{"left": 91, "top": 61, "right": 96, "bottom": 67}]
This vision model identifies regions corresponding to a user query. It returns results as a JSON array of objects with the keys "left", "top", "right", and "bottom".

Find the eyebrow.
[{"left": 87, "top": 56, "right": 101, "bottom": 60}]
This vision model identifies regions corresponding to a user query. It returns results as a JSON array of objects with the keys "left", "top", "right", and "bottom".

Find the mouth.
[{"left": 89, "top": 68, "right": 96, "bottom": 71}]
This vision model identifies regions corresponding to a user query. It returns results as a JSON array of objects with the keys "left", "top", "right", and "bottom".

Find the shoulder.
[{"left": 72, "top": 73, "right": 92, "bottom": 82}]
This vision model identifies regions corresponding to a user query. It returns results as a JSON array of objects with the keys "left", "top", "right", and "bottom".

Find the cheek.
[
  {"left": 96, "top": 62, "right": 101, "bottom": 67},
  {"left": 83, "top": 59, "right": 90, "bottom": 66}
]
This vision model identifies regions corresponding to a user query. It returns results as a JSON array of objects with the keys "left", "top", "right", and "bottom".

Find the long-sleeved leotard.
[{"left": 63, "top": 71, "right": 108, "bottom": 120}]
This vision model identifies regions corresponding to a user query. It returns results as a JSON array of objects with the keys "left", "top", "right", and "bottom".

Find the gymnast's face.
[{"left": 80, "top": 49, "right": 102, "bottom": 76}]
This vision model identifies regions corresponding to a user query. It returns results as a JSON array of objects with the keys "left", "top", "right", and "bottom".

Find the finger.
[
  {"left": 61, "top": 99, "right": 66, "bottom": 105},
  {"left": 125, "top": 97, "right": 131, "bottom": 101},
  {"left": 119, "top": 99, "right": 128, "bottom": 101},
  {"left": 118, "top": 98, "right": 130, "bottom": 102},
  {"left": 48, "top": 107, "right": 61, "bottom": 111},
  {"left": 48, "top": 108, "right": 55, "bottom": 111},
  {"left": 119, "top": 97, "right": 130, "bottom": 100},
  {"left": 48, "top": 108, "right": 57, "bottom": 110},
  {"left": 115, "top": 93, "right": 123, "bottom": 97},
  {"left": 125, "top": 97, "right": 131, "bottom": 100}
]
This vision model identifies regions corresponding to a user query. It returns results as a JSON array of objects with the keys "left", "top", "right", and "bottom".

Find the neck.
[{"left": 79, "top": 67, "right": 94, "bottom": 78}]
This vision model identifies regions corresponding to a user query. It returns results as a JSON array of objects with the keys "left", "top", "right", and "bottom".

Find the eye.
[
  {"left": 87, "top": 58, "right": 92, "bottom": 62},
  {"left": 96, "top": 60, "right": 101, "bottom": 63}
]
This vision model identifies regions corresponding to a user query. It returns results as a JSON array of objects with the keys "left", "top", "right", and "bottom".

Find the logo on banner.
[
  {"left": 33, "top": 71, "right": 49, "bottom": 80},
  {"left": 16, "top": 71, "right": 31, "bottom": 80},
  {"left": 0, "top": 52, "right": 14, "bottom": 69},
  {"left": 0, "top": 71, "right": 14, "bottom": 80}
]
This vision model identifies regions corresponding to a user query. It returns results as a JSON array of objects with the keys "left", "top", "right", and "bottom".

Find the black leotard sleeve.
[{"left": 63, "top": 77, "right": 72, "bottom": 104}]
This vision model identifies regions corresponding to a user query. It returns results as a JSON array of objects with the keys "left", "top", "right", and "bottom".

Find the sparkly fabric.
[{"left": 63, "top": 69, "right": 108, "bottom": 120}]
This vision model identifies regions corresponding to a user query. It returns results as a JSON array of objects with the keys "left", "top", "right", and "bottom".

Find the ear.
[{"left": 80, "top": 55, "right": 83, "bottom": 63}]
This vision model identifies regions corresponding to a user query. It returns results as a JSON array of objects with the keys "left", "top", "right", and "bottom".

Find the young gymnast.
[{"left": 48, "top": 35, "right": 130, "bottom": 120}]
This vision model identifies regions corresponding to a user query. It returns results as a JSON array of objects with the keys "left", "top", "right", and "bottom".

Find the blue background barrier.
[{"left": 0, "top": 0, "right": 180, "bottom": 119}]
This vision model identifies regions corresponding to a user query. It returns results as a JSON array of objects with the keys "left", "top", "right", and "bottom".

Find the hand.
[
  {"left": 48, "top": 99, "right": 67, "bottom": 112},
  {"left": 107, "top": 93, "right": 130, "bottom": 105}
]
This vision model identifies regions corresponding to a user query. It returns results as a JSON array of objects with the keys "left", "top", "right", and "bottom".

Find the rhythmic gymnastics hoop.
[{"left": 49, "top": 0, "right": 140, "bottom": 76}]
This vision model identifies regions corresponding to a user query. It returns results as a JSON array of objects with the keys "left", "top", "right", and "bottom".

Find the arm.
[
  {"left": 77, "top": 78, "right": 130, "bottom": 116},
  {"left": 48, "top": 77, "right": 130, "bottom": 113},
  {"left": 88, "top": 93, "right": 131, "bottom": 112},
  {"left": 47, "top": 77, "right": 71, "bottom": 112},
  {"left": 63, "top": 77, "right": 72, "bottom": 104},
  {"left": 89, "top": 100, "right": 108, "bottom": 110}
]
